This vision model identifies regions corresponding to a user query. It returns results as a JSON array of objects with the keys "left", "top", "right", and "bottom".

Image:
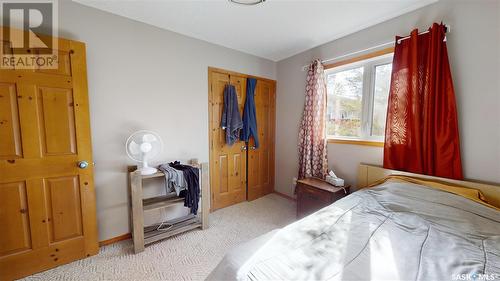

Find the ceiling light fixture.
[{"left": 229, "top": 0, "right": 266, "bottom": 6}]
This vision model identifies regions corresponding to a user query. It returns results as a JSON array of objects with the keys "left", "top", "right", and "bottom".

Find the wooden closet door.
[
  {"left": 209, "top": 71, "right": 247, "bottom": 211},
  {"left": 0, "top": 35, "right": 98, "bottom": 281},
  {"left": 248, "top": 79, "right": 276, "bottom": 201}
]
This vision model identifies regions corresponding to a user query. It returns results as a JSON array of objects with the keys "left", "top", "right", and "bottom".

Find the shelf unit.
[{"left": 129, "top": 162, "right": 209, "bottom": 253}]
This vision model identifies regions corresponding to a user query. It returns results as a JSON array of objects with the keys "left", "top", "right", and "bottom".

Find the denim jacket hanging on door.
[{"left": 240, "top": 78, "right": 259, "bottom": 148}]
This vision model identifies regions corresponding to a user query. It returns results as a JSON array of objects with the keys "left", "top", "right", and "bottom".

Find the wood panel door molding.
[
  {"left": 0, "top": 30, "right": 98, "bottom": 281},
  {"left": 208, "top": 67, "right": 276, "bottom": 211},
  {"left": 247, "top": 79, "right": 276, "bottom": 200},
  {"left": 209, "top": 71, "right": 247, "bottom": 210}
]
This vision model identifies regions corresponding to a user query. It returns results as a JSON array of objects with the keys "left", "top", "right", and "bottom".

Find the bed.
[{"left": 207, "top": 164, "right": 500, "bottom": 281}]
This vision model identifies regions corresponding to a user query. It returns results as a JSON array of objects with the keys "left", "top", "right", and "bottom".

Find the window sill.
[{"left": 327, "top": 139, "right": 384, "bottom": 147}]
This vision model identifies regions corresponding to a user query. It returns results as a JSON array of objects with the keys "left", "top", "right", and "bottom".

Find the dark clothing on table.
[
  {"left": 169, "top": 161, "right": 200, "bottom": 215},
  {"left": 240, "top": 78, "right": 259, "bottom": 148},
  {"left": 221, "top": 84, "right": 243, "bottom": 146}
]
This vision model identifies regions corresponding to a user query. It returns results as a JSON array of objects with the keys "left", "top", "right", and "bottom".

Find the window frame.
[{"left": 324, "top": 47, "right": 394, "bottom": 146}]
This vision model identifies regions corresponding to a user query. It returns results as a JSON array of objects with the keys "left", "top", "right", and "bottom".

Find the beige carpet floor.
[{"left": 23, "top": 194, "right": 296, "bottom": 281}]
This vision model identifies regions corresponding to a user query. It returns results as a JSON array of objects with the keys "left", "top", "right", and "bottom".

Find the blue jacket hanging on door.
[{"left": 240, "top": 78, "right": 259, "bottom": 148}]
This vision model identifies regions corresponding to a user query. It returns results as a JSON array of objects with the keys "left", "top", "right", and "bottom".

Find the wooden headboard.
[{"left": 358, "top": 163, "right": 500, "bottom": 208}]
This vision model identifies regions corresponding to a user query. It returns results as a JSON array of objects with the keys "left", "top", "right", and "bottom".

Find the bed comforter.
[{"left": 207, "top": 180, "right": 500, "bottom": 281}]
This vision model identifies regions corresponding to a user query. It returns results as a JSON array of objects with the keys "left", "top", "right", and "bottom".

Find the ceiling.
[{"left": 74, "top": 0, "right": 437, "bottom": 61}]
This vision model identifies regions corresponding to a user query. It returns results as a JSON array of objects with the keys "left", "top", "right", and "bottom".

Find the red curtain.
[{"left": 384, "top": 23, "right": 463, "bottom": 180}]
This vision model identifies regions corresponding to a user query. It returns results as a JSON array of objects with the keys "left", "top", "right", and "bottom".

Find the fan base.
[{"left": 139, "top": 167, "right": 158, "bottom": 175}]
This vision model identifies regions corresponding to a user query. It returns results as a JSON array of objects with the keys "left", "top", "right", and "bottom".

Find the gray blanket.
[
  {"left": 207, "top": 181, "right": 500, "bottom": 281},
  {"left": 158, "top": 163, "right": 186, "bottom": 196}
]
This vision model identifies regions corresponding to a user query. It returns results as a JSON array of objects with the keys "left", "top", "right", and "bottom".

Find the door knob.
[
  {"left": 241, "top": 146, "right": 247, "bottom": 151},
  {"left": 250, "top": 146, "right": 257, "bottom": 150},
  {"left": 77, "top": 161, "right": 89, "bottom": 169}
]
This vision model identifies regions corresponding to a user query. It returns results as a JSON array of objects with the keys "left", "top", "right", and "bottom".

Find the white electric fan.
[{"left": 126, "top": 130, "right": 163, "bottom": 175}]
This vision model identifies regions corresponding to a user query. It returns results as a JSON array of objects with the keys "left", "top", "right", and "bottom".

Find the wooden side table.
[
  {"left": 129, "top": 162, "right": 209, "bottom": 253},
  {"left": 296, "top": 178, "right": 350, "bottom": 219}
]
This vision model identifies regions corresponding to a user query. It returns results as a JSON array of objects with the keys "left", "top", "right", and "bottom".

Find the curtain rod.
[{"left": 301, "top": 24, "right": 450, "bottom": 72}]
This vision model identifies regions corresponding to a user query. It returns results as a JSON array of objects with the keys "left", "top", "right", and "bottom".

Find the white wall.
[
  {"left": 275, "top": 0, "right": 500, "bottom": 197},
  {"left": 58, "top": 1, "right": 276, "bottom": 241}
]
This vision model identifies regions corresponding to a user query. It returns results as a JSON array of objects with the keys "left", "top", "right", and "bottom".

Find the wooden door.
[
  {"left": 209, "top": 70, "right": 247, "bottom": 211},
  {"left": 0, "top": 33, "right": 98, "bottom": 280},
  {"left": 248, "top": 79, "right": 276, "bottom": 200}
]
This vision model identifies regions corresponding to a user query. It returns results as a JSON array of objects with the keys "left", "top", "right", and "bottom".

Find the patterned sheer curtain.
[{"left": 298, "top": 60, "right": 328, "bottom": 180}]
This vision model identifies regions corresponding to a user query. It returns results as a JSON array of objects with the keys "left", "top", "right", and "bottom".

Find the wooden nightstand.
[{"left": 296, "top": 178, "right": 350, "bottom": 219}]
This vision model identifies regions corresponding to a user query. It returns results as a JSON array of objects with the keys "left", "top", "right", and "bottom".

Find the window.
[{"left": 325, "top": 50, "right": 393, "bottom": 145}]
